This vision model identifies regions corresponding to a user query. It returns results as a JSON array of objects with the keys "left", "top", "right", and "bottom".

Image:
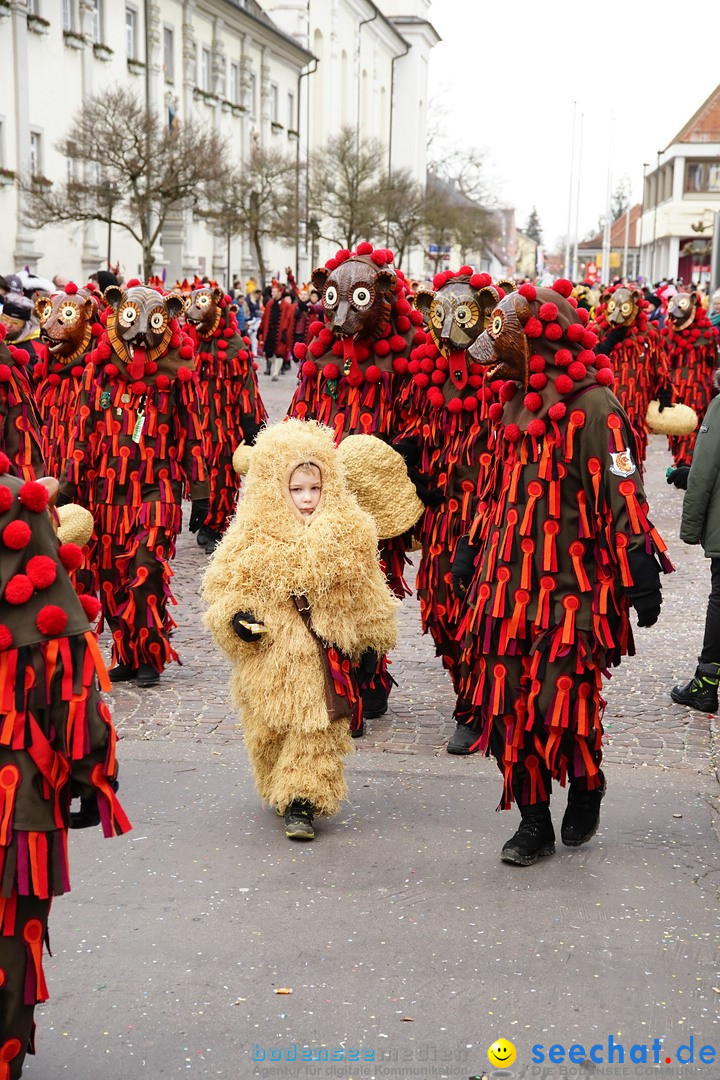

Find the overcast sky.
[{"left": 427, "top": 0, "right": 720, "bottom": 251}]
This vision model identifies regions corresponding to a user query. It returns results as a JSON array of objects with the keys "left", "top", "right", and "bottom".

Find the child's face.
[{"left": 289, "top": 466, "right": 322, "bottom": 517}]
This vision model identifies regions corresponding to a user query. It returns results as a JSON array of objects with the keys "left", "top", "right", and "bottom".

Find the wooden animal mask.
[
  {"left": 414, "top": 277, "right": 501, "bottom": 389},
  {"left": 601, "top": 286, "right": 641, "bottom": 328},
  {"left": 468, "top": 289, "right": 531, "bottom": 383},
  {"left": 35, "top": 288, "right": 97, "bottom": 365},
  {"left": 312, "top": 255, "right": 397, "bottom": 342},
  {"left": 667, "top": 291, "right": 698, "bottom": 332},
  {"left": 186, "top": 286, "right": 224, "bottom": 339},
  {"left": 104, "top": 284, "right": 185, "bottom": 367}
]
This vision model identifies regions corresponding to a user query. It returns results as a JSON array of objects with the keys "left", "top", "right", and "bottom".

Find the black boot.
[
  {"left": 671, "top": 663, "right": 720, "bottom": 713},
  {"left": 109, "top": 662, "right": 137, "bottom": 683},
  {"left": 501, "top": 803, "right": 555, "bottom": 866},
  {"left": 447, "top": 722, "right": 481, "bottom": 755},
  {"left": 284, "top": 799, "right": 315, "bottom": 840},
  {"left": 202, "top": 528, "right": 223, "bottom": 555},
  {"left": 360, "top": 686, "right": 388, "bottom": 718},
  {"left": 137, "top": 663, "right": 160, "bottom": 688},
  {"left": 196, "top": 526, "right": 211, "bottom": 548},
  {"left": 561, "top": 771, "right": 607, "bottom": 847}
]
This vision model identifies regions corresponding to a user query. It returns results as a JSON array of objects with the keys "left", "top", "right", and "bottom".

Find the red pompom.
[
  {"left": 392, "top": 357, "right": 409, "bottom": 375},
  {"left": 462, "top": 396, "right": 478, "bottom": 412},
  {"left": 544, "top": 323, "right": 562, "bottom": 341},
  {"left": 525, "top": 317, "right": 543, "bottom": 338},
  {"left": 365, "top": 364, "right": 382, "bottom": 383},
  {"left": 396, "top": 315, "right": 411, "bottom": 333},
  {"left": 538, "top": 302, "right": 558, "bottom": 322},
  {"left": 65, "top": 282, "right": 79, "bottom": 295},
  {"left": 577, "top": 308, "right": 590, "bottom": 325},
  {"left": 36, "top": 605, "right": 68, "bottom": 636},
  {"left": 408, "top": 359, "right": 421, "bottom": 375},
  {"left": 488, "top": 402, "right": 504, "bottom": 422},
  {"left": 25, "top": 555, "right": 57, "bottom": 590},
  {"left": 2, "top": 521, "right": 31, "bottom": 550},
  {"left": 389, "top": 335, "right": 406, "bottom": 353},
  {"left": 528, "top": 355, "right": 546, "bottom": 373},
  {"left": 179, "top": 345, "right": 194, "bottom": 360},
  {"left": 427, "top": 388, "right": 445, "bottom": 408},
  {"left": 395, "top": 299, "right": 411, "bottom": 316},
  {"left": 555, "top": 349, "right": 573, "bottom": 367},
  {"left": 156, "top": 374, "right": 171, "bottom": 390},
  {"left": 577, "top": 350, "right": 595, "bottom": 366},
  {"left": 324, "top": 258, "right": 339, "bottom": 271},
  {"left": 294, "top": 343, "right": 308, "bottom": 360},
  {"left": 309, "top": 320, "right": 324, "bottom": 336},
  {"left": 518, "top": 283, "right": 537, "bottom": 301},
  {"left": 131, "top": 380, "right": 147, "bottom": 395},
  {"left": 319, "top": 328, "right": 334, "bottom": 346},
  {"left": 529, "top": 372, "right": 548, "bottom": 390},
  {"left": 567, "top": 296, "right": 578, "bottom": 308},
  {"left": 177, "top": 367, "right": 193, "bottom": 381},
  {"left": 323, "top": 363, "right": 340, "bottom": 380},
  {"left": 58, "top": 543, "right": 83, "bottom": 572},
  {"left": 548, "top": 402, "right": 567, "bottom": 421},
  {"left": 335, "top": 248, "right": 351, "bottom": 262},
  {"left": 581, "top": 331, "right": 598, "bottom": 349},
  {"left": 383, "top": 249, "right": 395, "bottom": 264},
  {"left": 309, "top": 340, "right": 326, "bottom": 358},
  {"left": 419, "top": 358, "right": 433, "bottom": 375},
  {"left": 555, "top": 374, "right": 574, "bottom": 394},
  {"left": 356, "top": 242, "right": 373, "bottom": 255},
  {"left": 374, "top": 339, "right": 391, "bottom": 357},
  {"left": 431, "top": 369, "right": 446, "bottom": 385},
  {"left": 409, "top": 309, "right": 424, "bottom": 325},
  {"left": 0, "top": 625, "right": 12, "bottom": 650},
  {"left": 71, "top": 365, "right": 85, "bottom": 377},
  {"left": 79, "top": 594, "right": 102, "bottom": 621},
  {"left": 594, "top": 354, "right": 611, "bottom": 370},
  {"left": 97, "top": 342, "right": 112, "bottom": 361},
  {"left": 566, "top": 323, "right": 585, "bottom": 343},
  {"left": 0, "top": 365, "right": 12, "bottom": 383},
  {"left": 0, "top": 486, "right": 11, "bottom": 514},
  {"left": 552, "top": 278, "right": 573, "bottom": 298},
  {"left": 126, "top": 277, "right": 141, "bottom": 288},
  {"left": 169, "top": 333, "right": 182, "bottom": 349},
  {"left": 527, "top": 418, "right": 547, "bottom": 437},
  {"left": 596, "top": 368, "right": 614, "bottom": 387},
  {"left": 5, "top": 575, "right": 33, "bottom": 605},
  {"left": 524, "top": 392, "right": 542, "bottom": 412},
  {"left": 568, "top": 361, "right": 587, "bottom": 381},
  {"left": 447, "top": 397, "right": 463, "bottom": 413},
  {"left": 371, "top": 250, "right": 388, "bottom": 266},
  {"left": 469, "top": 272, "right": 492, "bottom": 289},
  {"left": 504, "top": 423, "right": 521, "bottom": 442},
  {"left": 500, "top": 380, "right": 517, "bottom": 402},
  {"left": 301, "top": 360, "right": 318, "bottom": 378},
  {"left": 458, "top": 264, "right": 474, "bottom": 276}
]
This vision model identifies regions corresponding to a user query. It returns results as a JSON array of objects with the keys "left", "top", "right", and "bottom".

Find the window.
[
  {"left": 247, "top": 71, "right": 256, "bottom": 118},
  {"left": 66, "top": 140, "right": 78, "bottom": 183},
  {"left": 62, "top": 0, "right": 72, "bottom": 31},
  {"left": 27, "top": 0, "right": 39, "bottom": 14},
  {"left": 91, "top": 0, "right": 102, "bottom": 43},
  {"left": 287, "top": 91, "right": 295, "bottom": 130},
  {"left": 201, "top": 47, "right": 211, "bottom": 92},
  {"left": 163, "top": 26, "right": 174, "bottom": 83},
  {"left": 229, "top": 61, "right": 240, "bottom": 105},
  {"left": 270, "top": 84, "right": 279, "bottom": 123},
  {"left": 125, "top": 7, "right": 137, "bottom": 59},
  {"left": 0, "top": 119, "right": 5, "bottom": 168},
  {"left": 708, "top": 164, "right": 720, "bottom": 193},
  {"left": 29, "top": 131, "right": 43, "bottom": 177}
]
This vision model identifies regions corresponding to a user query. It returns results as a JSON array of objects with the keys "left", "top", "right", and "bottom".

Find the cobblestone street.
[{"left": 104, "top": 367, "right": 719, "bottom": 779}]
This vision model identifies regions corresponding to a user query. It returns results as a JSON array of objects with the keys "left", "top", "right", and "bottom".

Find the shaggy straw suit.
[{"left": 202, "top": 420, "right": 399, "bottom": 816}]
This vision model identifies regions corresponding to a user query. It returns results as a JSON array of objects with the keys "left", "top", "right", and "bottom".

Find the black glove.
[
  {"left": 627, "top": 548, "right": 662, "bottom": 628},
  {"left": 595, "top": 325, "right": 629, "bottom": 355},
  {"left": 666, "top": 465, "right": 690, "bottom": 490},
  {"left": 657, "top": 385, "right": 673, "bottom": 413},
  {"left": 232, "top": 611, "right": 266, "bottom": 642},
  {"left": 407, "top": 466, "right": 444, "bottom": 508},
  {"left": 69, "top": 778, "right": 119, "bottom": 829},
  {"left": 56, "top": 491, "right": 72, "bottom": 508},
  {"left": 189, "top": 498, "right": 210, "bottom": 533},
  {"left": 451, "top": 534, "right": 476, "bottom": 599},
  {"left": 393, "top": 437, "right": 422, "bottom": 469},
  {"left": 240, "top": 416, "right": 260, "bottom": 445}
]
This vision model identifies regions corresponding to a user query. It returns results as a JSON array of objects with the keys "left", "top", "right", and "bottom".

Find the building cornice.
[{"left": 197, "top": 0, "right": 315, "bottom": 66}]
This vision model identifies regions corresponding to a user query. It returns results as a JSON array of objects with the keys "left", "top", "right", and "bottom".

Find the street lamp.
[
  {"left": 640, "top": 162, "right": 649, "bottom": 280},
  {"left": 651, "top": 149, "right": 661, "bottom": 283}
]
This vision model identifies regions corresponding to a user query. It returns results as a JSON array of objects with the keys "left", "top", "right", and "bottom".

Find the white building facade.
[{"left": 1, "top": 0, "right": 438, "bottom": 286}]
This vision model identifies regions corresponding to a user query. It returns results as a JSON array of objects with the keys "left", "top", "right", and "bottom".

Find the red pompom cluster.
[{"left": 65, "top": 282, "right": 79, "bottom": 295}]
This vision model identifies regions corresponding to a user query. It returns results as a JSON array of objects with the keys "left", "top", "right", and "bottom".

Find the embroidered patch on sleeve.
[{"left": 609, "top": 447, "right": 636, "bottom": 477}]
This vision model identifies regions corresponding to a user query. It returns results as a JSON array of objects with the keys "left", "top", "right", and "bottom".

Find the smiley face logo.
[{"left": 488, "top": 1039, "right": 516, "bottom": 1068}]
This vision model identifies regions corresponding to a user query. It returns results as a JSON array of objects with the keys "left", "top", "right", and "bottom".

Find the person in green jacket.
[{"left": 668, "top": 392, "right": 720, "bottom": 712}]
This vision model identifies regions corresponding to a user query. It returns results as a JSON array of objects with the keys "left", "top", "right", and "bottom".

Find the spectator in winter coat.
[{"left": 668, "top": 391, "right": 720, "bottom": 713}]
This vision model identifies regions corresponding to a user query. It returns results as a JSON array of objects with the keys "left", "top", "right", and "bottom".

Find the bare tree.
[
  {"left": 309, "top": 126, "right": 385, "bottom": 249},
  {"left": 421, "top": 174, "right": 498, "bottom": 273},
  {"left": 204, "top": 144, "right": 299, "bottom": 288},
  {"left": 382, "top": 168, "right": 426, "bottom": 269},
  {"left": 23, "top": 86, "right": 229, "bottom": 278}
]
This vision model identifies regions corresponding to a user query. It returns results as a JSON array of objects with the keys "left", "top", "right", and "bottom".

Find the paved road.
[{"left": 23, "top": 365, "right": 720, "bottom": 1080}]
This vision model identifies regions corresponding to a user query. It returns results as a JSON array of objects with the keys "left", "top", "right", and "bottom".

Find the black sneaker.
[
  {"left": 561, "top": 771, "right": 607, "bottom": 847},
  {"left": 501, "top": 809, "right": 555, "bottom": 866},
  {"left": 137, "top": 663, "right": 160, "bottom": 688},
  {"left": 446, "top": 723, "right": 481, "bottom": 755},
  {"left": 109, "top": 663, "right": 138, "bottom": 683},
  {"left": 284, "top": 800, "right": 315, "bottom": 840},
  {"left": 671, "top": 666, "right": 719, "bottom": 713}
]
